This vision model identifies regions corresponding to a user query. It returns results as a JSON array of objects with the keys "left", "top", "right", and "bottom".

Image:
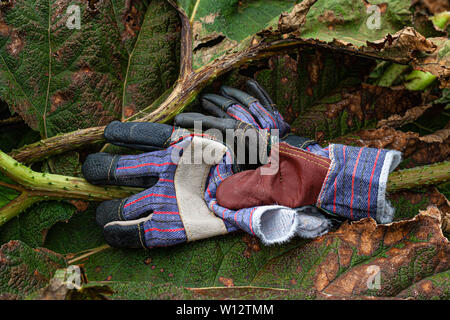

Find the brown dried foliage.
[
  {"left": 335, "top": 126, "right": 450, "bottom": 167},
  {"left": 315, "top": 207, "right": 449, "bottom": 298}
]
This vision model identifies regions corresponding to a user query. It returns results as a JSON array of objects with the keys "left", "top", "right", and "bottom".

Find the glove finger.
[
  {"left": 245, "top": 79, "right": 288, "bottom": 126},
  {"left": 104, "top": 120, "right": 178, "bottom": 151},
  {"left": 103, "top": 215, "right": 151, "bottom": 249},
  {"left": 294, "top": 206, "right": 333, "bottom": 239},
  {"left": 221, "top": 85, "right": 283, "bottom": 131},
  {"left": 139, "top": 209, "right": 187, "bottom": 248},
  {"left": 96, "top": 199, "right": 126, "bottom": 227},
  {"left": 201, "top": 94, "right": 236, "bottom": 118},
  {"left": 96, "top": 193, "right": 162, "bottom": 227},
  {"left": 174, "top": 112, "right": 237, "bottom": 132},
  {"left": 103, "top": 191, "right": 187, "bottom": 249},
  {"left": 246, "top": 80, "right": 291, "bottom": 136},
  {"left": 120, "top": 177, "right": 177, "bottom": 223},
  {"left": 281, "top": 134, "right": 318, "bottom": 151},
  {"left": 220, "top": 85, "right": 258, "bottom": 109},
  {"left": 84, "top": 135, "right": 193, "bottom": 186},
  {"left": 202, "top": 94, "right": 261, "bottom": 128},
  {"left": 104, "top": 215, "right": 192, "bottom": 248},
  {"left": 82, "top": 152, "right": 160, "bottom": 187},
  {"left": 245, "top": 79, "right": 276, "bottom": 113}
]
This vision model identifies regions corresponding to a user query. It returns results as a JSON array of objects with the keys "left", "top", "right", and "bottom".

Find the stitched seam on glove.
[
  {"left": 278, "top": 147, "right": 330, "bottom": 170},
  {"left": 317, "top": 144, "right": 338, "bottom": 209},
  {"left": 376, "top": 149, "right": 402, "bottom": 224},
  {"left": 118, "top": 198, "right": 126, "bottom": 221}
]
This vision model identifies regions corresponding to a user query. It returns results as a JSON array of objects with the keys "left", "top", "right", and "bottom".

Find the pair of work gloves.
[{"left": 82, "top": 80, "right": 402, "bottom": 249}]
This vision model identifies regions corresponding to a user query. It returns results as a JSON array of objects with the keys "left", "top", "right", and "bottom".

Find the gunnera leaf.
[
  {"left": 44, "top": 205, "right": 448, "bottom": 299},
  {"left": 0, "top": 201, "right": 76, "bottom": 248},
  {"left": 0, "top": 0, "right": 180, "bottom": 138}
]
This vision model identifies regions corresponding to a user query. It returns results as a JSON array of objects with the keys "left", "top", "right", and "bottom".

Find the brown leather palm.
[{"left": 217, "top": 143, "right": 331, "bottom": 209}]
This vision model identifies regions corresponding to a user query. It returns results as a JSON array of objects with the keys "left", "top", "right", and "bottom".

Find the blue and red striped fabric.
[
  {"left": 306, "top": 143, "right": 329, "bottom": 158},
  {"left": 247, "top": 101, "right": 290, "bottom": 137},
  {"left": 112, "top": 135, "right": 240, "bottom": 248},
  {"left": 113, "top": 137, "right": 190, "bottom": 248},
  {"left": 225, "top": 101, "right": 290, "bottom": 138},
  {"left": 316, "top": 144, "right": 401, "bottom": 223},
  {"left": 226, "top": 104, "right": 262, "bottom": 129}
]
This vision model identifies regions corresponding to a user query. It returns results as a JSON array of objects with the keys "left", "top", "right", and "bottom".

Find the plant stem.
[
  {"left": 0, "top": 150, "right": 142, "bottom": 200},
  {"left": 9, "top": 126, "right": 106, "bottom": 165},
  {"left": 0, "top": 193, "right": 40, "bottom": 225},
  {"left": 387, "top": 161, "right": 450, "bottom": 192},
  {"left": 0, "top": 149, "right": 143, "bottom": 226},
  {"left": 67, "top": 244, "right": 111, "bottom": 264}
]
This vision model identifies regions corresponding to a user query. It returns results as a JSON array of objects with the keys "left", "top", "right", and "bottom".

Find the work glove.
[
  {"left": 204, "top": 154, "right": 338, "bottom": 245},
  {"left": 82, "top": 121, "right": 338, "bottom": 248},
  {"left": 216, "top": 142, "right": 402, "bottom": 224},
  {"left": 174, "top": 80, "right": 339, "bottom": 234},
  {"left": 174, "top": 79, "right": 327, "bottom": 163},
  {"left": 82, "top": 121, "right": 241, "bottom": 249}
]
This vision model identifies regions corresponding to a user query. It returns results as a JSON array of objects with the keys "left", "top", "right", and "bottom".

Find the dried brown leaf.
[
  {"left": 278, "top": 0, "right": 318, "bottom": 34},
  {"left": 325, "top": 84, "right": 423, "bottom": 127},
  {"left": 377, "top": 104, "right": 432, "bottom": 128},
  {"left": 335, "top": 126, "right": 450, "bottom": 167},
  {"left": 366, "top": 27, "right": 437, "bottom": 56},
  {"left": 318, "top": 207, "right": 449, "bottom": 298}
]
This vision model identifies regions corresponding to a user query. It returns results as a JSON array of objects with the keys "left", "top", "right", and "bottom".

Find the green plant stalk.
[
  {"left": 387, "top": 161, "right": 450, "bottom": 192},
  {"left": 9, "top": 126, "right": 106, "bottom": 165},
  {"left": 0, "top": 149, "right": 143, "bottom": 226},
  {"left": 0, "top": 150, "right": 142, "bottom": 200},
  {"left": 0, "top": 193, "right": 41, "bottom": 225}
]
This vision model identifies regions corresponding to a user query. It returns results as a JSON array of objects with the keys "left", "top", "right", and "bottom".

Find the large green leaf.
[
  {"left": 43, "top": 205, "right": 449, "bottom": 299},
  {"left": 0, "top": 201, "right": 76, "bottom": 248},
  {"left": 300, "top": 0, "right": 412, "bottom": 44},
  {"left": 0, "top": 0, "right": 180, "bottom": 137},
  {"left": 178, "top": 0, "right": 447, "bottom": 88}
]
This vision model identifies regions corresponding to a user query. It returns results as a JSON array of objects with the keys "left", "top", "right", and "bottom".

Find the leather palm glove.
[
  {"left": 82, "top": 121, "right": 240, "bottom": 249},
  {"left": 216, "top": 142, "right": 402, "bottom": 224},
  {"left": 82, "top": 121, "right": 337, "bottom": 248}
]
